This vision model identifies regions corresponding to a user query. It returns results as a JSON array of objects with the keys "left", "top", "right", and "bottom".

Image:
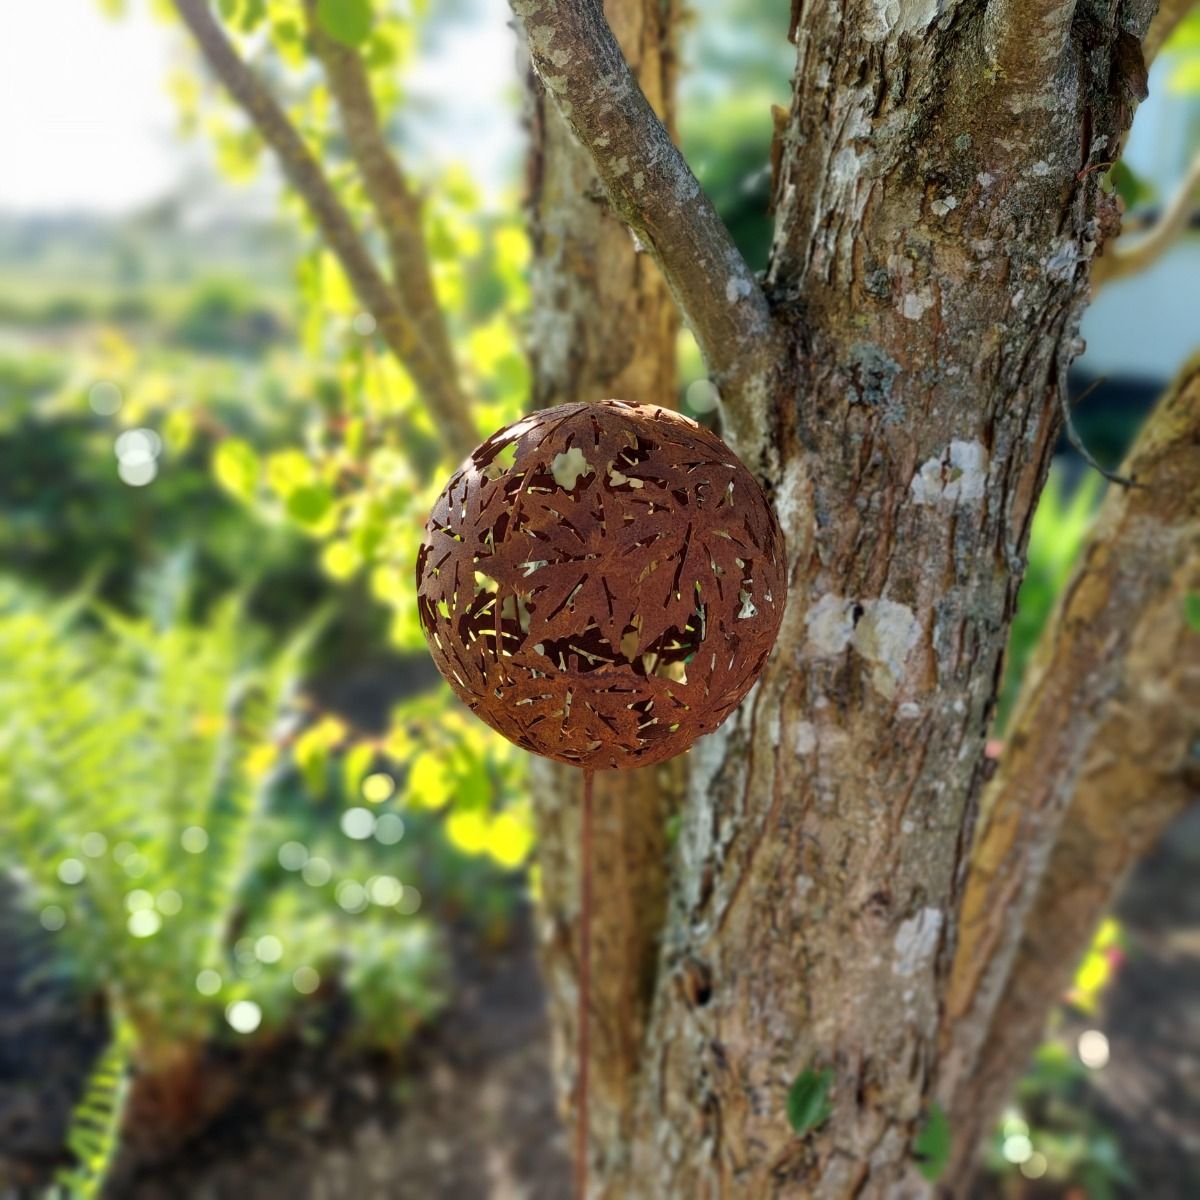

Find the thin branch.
[
  {"left": 173, "top": 0, "right": 477, "bottom": 461},
  {"left": 1144, "top": 0, "right": 1198, "bottom": 65},
  {"left": 509, "top": 0, "right": 781, "bottom": 446},
  {"left": 301, "top": 4, "right": 468, "bottom": 414},
  {"left": 939, "top": 359, "right": 1200, "bottom": 1175},
  {"left": 1094, "top": 148, "right": 1200, "bottom": 288}
]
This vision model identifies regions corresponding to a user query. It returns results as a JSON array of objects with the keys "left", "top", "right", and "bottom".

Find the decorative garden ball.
[{"left": 415, "top": 400, "right": 788, "bottom": 770}]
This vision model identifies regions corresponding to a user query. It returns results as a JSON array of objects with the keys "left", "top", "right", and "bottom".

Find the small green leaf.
[
  {"left": 316, "top": 0, "right": 373, "bottom": 47},
  {"left": 913, "top": 1101, "right": 951, "bottom": 1182},
  {"left": 1108, "top": 161, "right": 1154, "bottom": 210},
  {"left": 786, "top": 1067, "right": 834, "bottom": 1135},
  {"left": 213, "top": 438, "right": 260, "bottom": 502},
  {"left": 1184, "top": 593, "right": 1200, "bottom": 633},
  {"left": 285, "top": 483, "right": 334, "bottom": 527}
]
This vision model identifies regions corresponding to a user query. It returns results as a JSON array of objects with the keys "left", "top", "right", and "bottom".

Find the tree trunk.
[
  {"left": 513, "top": 0, "right": 1184, "bottom": 1195},
  {"left": 524, "top": 0, "right": 686, "bottom": 1179}
]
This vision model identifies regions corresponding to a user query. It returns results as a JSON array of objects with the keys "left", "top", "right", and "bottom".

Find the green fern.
[{"left": 52, "top": 1020, "right": 133, "bottom": 1200}]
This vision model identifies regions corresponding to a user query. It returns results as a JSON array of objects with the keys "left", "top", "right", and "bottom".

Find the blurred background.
[{"left": 0, "top": 2, "right": 1197, "bottom": 1197}]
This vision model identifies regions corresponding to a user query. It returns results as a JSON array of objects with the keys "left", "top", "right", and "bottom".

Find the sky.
[
  {"left": 0, "top": 0, "right": 522, "bottom": 216},
  {"left": 0, "top": 3, "right": 180, "bottom": 213}
]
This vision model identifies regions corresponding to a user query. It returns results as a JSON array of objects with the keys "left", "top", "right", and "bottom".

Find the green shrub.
[{"left": 0, "top": 581, "right": 446, "bottom": 1070}]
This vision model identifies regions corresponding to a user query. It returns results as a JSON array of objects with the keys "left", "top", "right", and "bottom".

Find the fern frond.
[{"left": 52, "top": 1020, "right": 133, "bottom": 1200}]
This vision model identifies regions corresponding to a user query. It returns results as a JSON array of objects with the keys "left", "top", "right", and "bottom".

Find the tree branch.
[
  {"left": 509, "top": 0, "right": 782, "bottom": 453},
  {"left": 301, "top": 4, "right": 469, "bottom": 421},
  {"left": 939, "top": 359, "right": 1200, "bottom": 1180},
  {"left": 1094, "top": 149, "right": 1200, "bottom": 288},
  {"left": 173, "top": 0, "right": 478, "bottom": 461},
  {"left": 1144, "top": 0, "right": 1198, "bottom": 65}
]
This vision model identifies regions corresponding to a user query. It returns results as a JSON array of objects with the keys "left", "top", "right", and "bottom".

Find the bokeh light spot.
[
  {"left": 88, "top": 380, "right": 122, "bottom": 415},
  {"left": 40, "top": 905, "right": 67, "bottom": 932},
  {"left": 301, "top": 857, "right": 332, "bottom": 887},
  {"left": 156, "top": 890, "right": 183, "bottom": 916},
  {"left": 1078, "top": 1029, "right": 1110, "bottom": 1069},
  {"left": 685, "top": 378, "right": 720, "bottom": 414},
  {"left": 374, "top": 813, "right": 405, "bottom": 845},
  {"left": 118, "top": 458, "right": 158, "bottom": 487},
  {"left": 335, "top": 880, "right": 367, "bottom": 913},
  {"left": 1019, "top": 1152, "right": 1048, "bottom": 1180},
  {"left": 128, "top": 909, "right": 162, "bottom": 938},
  {"left": 367, "top": 875, "right": 403, "bottom": 907},
  {"left": 181, "top": 826, "right": 209, "bottom": 854},
  {"left": 340, "top": 807, "right": 376, "bottom": 840},
  {"left": 57, "top": 858, "right": 86, "bottom": 885},
  {"left": 293, "top": 966, "right": 320, "bottom": 995},
  {"left": 196, "top": 969, "right": 222, "bottom": 996},
  {"left": 278, "top": 841, "right": 308, "bottom": 871},
  {"left": 226, "top": 1000, "right": 263, "bottom": 1034},
  {"left": 255, "top": 935, "right": 283, "bottom": 963},
  {"left": 1002, "top": 1133, "right": 1033, "bottom": 1165},
  {"left": 81, "top": 832, "right": 108, "bottom": 858}
]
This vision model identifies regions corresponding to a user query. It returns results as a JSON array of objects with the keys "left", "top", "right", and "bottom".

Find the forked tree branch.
[
  {"left": 1094, "top": 149, "right": 1200, "bottom": 287},
  {"left": 509, "top": 0, "right": 782, "bottom": 449},
  {"left": 173, "top": 0, "right": 478, "bottom": 461},
  {"left": 939, "top": 360, "right": 1200, "bottom": 1179}
]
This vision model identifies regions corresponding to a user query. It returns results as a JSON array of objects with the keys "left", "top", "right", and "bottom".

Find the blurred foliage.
[
  {"left": 1165, "top": 8, "right": 1200, "bottom": 95},
  {"left": 682, "top": 0, "right": 792, "bottom": 273},
  {"left": 0, "top": 336, "right": 326, "bottom": 625},
  {"left": 996, "top": 467, "right": 1103, "bottom": 730},
  {"left": 0, "top": 578, "right": 443, "bottom": 1064},
  {"left": 987, "top": 919, "right": 1133, "bottom": 1195}
]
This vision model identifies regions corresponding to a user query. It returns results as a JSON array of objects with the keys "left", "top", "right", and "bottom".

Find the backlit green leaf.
[
  {"left": 213, "top": 439, "right": 260, "bottom": 501},
  {"left": 316, "top": 0, "right": 373, "bottom": 47}
]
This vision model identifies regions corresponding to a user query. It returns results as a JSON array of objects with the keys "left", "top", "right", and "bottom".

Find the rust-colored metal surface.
[{"left": 415, "top": 400, "right": 788, "bottom": 770}]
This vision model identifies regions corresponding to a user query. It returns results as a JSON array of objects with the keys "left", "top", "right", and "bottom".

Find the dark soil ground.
[{"left": 0, "top": 896, "right": 570, "bottom": 1200}]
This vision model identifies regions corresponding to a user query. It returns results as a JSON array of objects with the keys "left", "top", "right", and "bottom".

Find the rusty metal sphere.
[{"left": 415, "top": 400, "right": 788, "bottom": 770}]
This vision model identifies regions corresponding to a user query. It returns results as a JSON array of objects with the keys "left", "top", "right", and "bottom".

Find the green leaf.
[
  {"left": 213, "top": 439, "right": 260, "bottom": 502},
  {"left": 786, "top": 1067, "right": 834, "bottom": 1135},
  {"left": 1108, "top": 161, "right": 1153, "bottom": 210},
  {"left": 316, "top": 0, "right": 373, "bottom": 47},
  {"left": 1185, "top": 593, "right": 1200, "bottom": 633},
  {"left": 913, "top": 1101, "right": 951, "bottom": 1182},
  {"left": 285, "top": 483, "right": 334, "bottom": 527}
]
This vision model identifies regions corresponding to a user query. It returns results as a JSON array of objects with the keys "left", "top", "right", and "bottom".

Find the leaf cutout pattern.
[{"left": 415, "top": 400, "right": 788, "bottom": 769}]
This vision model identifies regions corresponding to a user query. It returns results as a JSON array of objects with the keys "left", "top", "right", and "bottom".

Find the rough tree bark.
[{"left": 512, "top": 0, "right": 1196, "bottom": 1197}]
